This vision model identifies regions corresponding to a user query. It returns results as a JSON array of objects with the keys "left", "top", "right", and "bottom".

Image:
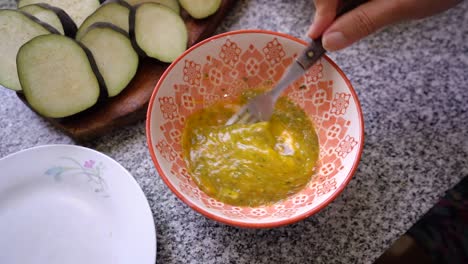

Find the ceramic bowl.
[{"left": 146, "top": 30, "right": 364, "bottom": 228}]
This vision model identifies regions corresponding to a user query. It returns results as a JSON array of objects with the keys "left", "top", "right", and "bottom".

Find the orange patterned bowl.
[{"left": 146, "top": 30, "right": 364, "bottom": 228}]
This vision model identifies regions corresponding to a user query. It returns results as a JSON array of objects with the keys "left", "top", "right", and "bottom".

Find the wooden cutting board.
[{"left": 18, "top": 0, "right": 236, "bottom": 141}]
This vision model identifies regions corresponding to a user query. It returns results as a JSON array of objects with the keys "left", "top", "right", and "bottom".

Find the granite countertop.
[{"left": 1, "top": 0, "right": 468, "bottom": 263}]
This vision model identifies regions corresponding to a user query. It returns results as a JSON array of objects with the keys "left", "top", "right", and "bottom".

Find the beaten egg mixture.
[{"left": 182, "top": 92, "right": 319, "bottom": 206}]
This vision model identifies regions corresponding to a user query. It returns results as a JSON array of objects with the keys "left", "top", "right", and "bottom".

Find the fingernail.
[
  {"left": 307, "top": 24, "right": 318, "bottom": 39},
  {"left": 322, "top": 32, "right": 348, "bottom": 51}
]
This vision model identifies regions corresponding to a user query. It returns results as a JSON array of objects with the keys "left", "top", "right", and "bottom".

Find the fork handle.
[{"left": 296, "top": 0, "right": 368, "bottom": 70}]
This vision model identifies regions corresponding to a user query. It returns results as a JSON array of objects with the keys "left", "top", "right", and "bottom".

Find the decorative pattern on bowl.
[{"left": 147, "top": 30, "right": 364, "bottom": 228}]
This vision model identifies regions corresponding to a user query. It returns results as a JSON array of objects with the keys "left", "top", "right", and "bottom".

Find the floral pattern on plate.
[{"left": 45, "top": 157, "right": 109, "bottom": 197}]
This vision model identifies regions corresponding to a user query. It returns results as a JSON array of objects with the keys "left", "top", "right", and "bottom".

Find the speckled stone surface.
[{"left": 1, "top": 1, "right": 468, "bottom": 263}]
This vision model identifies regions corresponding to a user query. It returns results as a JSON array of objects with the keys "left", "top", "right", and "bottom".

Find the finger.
[
  {"left": 307, "top": 0, "right": 340, "bottom": 39},
  {"left": 405, "top": 0, "right": 462, "bottom": 19},
  {"left": 321, "top": 0, "right": 407, "bottom": 51}
]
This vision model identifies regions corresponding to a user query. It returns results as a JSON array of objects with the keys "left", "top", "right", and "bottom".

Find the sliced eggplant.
[
  {"left": 178, "top": 0, "right": 221, "bottom": 19},
  {"left": 18, "top": 34, "right": 101, "bottom": 118},
  {"left": 19, "top": 3, "right": 77, "bottom": 37},
  {"left": 17, "top": 0, "right": 100, "bottom": 27},
  {"left": 0, "top": 10, "right": 57, "bottom": 91},
  {"left": 124, "top": 0, "right": 179, "bottom": 14},
  {"left": 76, "top": 0, "right": 132, "bottom": 40},
  {"left": 80, "top": 23, "right": 139, "bottom": 97},
  {"left": 130, "top": 3, "right": 187, "bottom": 63}
]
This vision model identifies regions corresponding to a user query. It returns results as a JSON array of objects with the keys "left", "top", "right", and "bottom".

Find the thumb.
[
  {"left": 307, "top": 0, "right": 340, "bottom": 39},
  {"left": 322, "top": 0, "right": 408, "bottom": 51}
]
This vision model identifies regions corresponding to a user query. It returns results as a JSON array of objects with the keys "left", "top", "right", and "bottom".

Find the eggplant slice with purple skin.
[
  {"left": 130, "top": 3, "right": 187, "bottom": 63},
  {"left": 178, "top": 0, "right": 221, "bottom": 19},
  {"left": 18, "top": 34, "right": 103, "bottom": 118},
  {"left": 17, "top": 0, "right": 100, "bottom": 27},
  {"left": 19, "top": 3, "right": 77, "bottom": 37},
  {"left": 75, "top": 0, "right": 132, "bottom": 40},
  {"left": 123, "top": 0, "right": 179, "bottom": 14},
  {"left": 0, "top": 10, "right": 59, "bottom": 91},
  {"left": 80, "top": 22, "right": 139, "bottom": 97}
]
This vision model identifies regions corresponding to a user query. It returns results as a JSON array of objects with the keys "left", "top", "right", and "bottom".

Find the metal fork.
[
  {"left": 226, "top": 0, "right": 366, "bottom": 126},
  {"left": 225, "top": 39, "right": 325, "bottom": 125}
]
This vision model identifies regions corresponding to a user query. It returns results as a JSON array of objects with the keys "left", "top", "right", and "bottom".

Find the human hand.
[{"left": 308, "top": 0, "right": 461, "bottom": 51}]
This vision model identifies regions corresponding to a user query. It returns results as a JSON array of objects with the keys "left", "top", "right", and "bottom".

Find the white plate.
[{"left": 0, "top": 145, "right": 156, "bottom": 264}]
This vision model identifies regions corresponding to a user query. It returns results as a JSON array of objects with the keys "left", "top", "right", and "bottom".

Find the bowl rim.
[{"left": 146, "top": 29, "right": 365, "bottom": 228}]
